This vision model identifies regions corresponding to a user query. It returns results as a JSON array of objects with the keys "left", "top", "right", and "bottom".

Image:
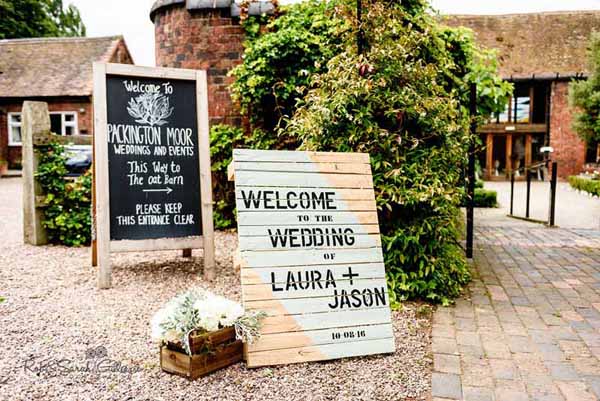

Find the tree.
[
  {"left": 570, "top": 32, "right": 600, "bottom": 143},
  {"left": 0, "top": 0, "right": 86, "bottom": 39}
]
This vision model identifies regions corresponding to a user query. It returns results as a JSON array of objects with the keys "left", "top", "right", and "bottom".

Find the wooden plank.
[
  {"left": 238, "top": 211, "right": 379, "bottom": 226},
  {"left": 106, "top": 63, "right": 197, "bottom": 80},
  {"left": 234, "top": 161, "right": 372, "bottom": 175},
  {"left": 246, "top": 338, "right": 395, "bottom": 367},
  {"left": 241, "top": 262, "right": 386, "bottom": 284},
  {"left": 247, "top": 324, "right": 394, "bottom": 352},
  {"left": 239, "top": 247, "right": 384, "bottom": 268},
  {"left": 110, "top": 236, "right": 203, "bottom": 253},
  {"left": 238, "top": 232, "right": 381, "bottom": 251},
  {"left": 236, "top": 198, "right": 377, "bottom": 213},
  {"left": 243, "top": 295, "right": 390, "bottom": 316},
  {"left": 236, "top": 187, "right": 377, "bottom": 201},
  {"left": 242, "top": 277, "right": 388, "bottom": 301},
  {"left": 259, "top": 307, "right": 392, "bottom": 334},
  {"left": 197, "top": 70, "right": 215, "bottom": 281},
  {"left": 239, "top": 224, "right": 381, "bottom": 237},
  {"left": 235, "top": 171, "right": 374, "bottom": 189},
  {"left": 233, "top": 148, "right": 370, "bottom": 164},
  {"left": 93, "top": 62, "right": 112, "bottom": 289}
]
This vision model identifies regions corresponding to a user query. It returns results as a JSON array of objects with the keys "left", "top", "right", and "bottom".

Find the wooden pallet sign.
[
  {"left": 92, "top": 63, "right": 215, "bottom": 288},
  {"left": 232, "top": 149, "right": 395, "bottom": 367}
]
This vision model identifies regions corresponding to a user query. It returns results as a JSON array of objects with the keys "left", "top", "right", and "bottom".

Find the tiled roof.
[
  {"left": 0, "top": 36, "right": 125, "bottom": 98},
  {"left": 442, "top": 11, "right": 600, "bottom": 79}
]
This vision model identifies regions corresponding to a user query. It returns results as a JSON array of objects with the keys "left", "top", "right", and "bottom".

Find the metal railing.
[{"left": 509, "top": 161, "right": 558, "bottom": 226}]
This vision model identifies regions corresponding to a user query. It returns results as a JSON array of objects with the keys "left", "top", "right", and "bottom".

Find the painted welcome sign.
[
  {"left": 93, "top": 63, "right": 215, "bottom": 289},
  {"left": 233, "top": 149, "right": 395, "bottom": 367}
]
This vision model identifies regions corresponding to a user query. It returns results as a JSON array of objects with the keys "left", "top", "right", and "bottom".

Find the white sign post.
[{"left": 233, "top": 149, "right": 395, "bottom": 367}]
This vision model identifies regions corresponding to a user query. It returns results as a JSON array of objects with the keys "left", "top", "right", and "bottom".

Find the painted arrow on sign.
[{"left": 142, "top": 187, "right": 173, "bottom": 194}]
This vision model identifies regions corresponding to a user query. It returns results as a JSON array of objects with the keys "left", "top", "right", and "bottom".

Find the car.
[{"left": 64, "top": 145, "right": 92, "bottom": 177}]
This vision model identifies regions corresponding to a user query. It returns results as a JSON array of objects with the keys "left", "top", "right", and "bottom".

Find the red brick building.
[
  {"left": 444, "top": 11, "right": 600, "bottom": 179},
  {"left": 150, "top": 0, "right": 273, "bottom": 127},
  {"left": 150, "top": 3, "right": 599, "bottom": 179},
  {"left": 0, "top": 36, "right": 133, "bottom": 168}
]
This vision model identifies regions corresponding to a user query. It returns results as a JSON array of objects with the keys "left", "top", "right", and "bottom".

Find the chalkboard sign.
[
  {"left": 93, "top": 63, "right": 215, "bottom": 288},
  {"left": 105, "top": 75, "right": 201, "bottom": 240},
  {"left": 233, "top": 149, "right": 395, "bottom": 367}
]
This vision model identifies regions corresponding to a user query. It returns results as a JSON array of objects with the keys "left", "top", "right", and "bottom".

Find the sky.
[{"left": 67, "top": 0, "right": 600, "bottom": 67}]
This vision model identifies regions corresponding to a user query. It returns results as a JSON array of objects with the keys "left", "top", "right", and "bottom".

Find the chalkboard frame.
[{"left": 92, "top": 63, "right": 215, "bottom": 289}]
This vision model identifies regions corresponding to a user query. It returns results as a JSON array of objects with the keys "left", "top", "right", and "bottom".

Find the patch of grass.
[{"left": 0, "top": 296, "right": 5, "bottom": 303}]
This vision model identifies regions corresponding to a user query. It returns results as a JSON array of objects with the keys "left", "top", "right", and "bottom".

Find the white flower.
[
  {"left": 150, "top": 298, "right": 180, "bottom": 342},
  {"left": 221, "top": 301, "right": 244, "bottom": 327}
]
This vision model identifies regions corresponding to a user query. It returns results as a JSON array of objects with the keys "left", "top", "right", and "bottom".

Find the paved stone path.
[{"left": 432, "top": 224, "right": 600, "bottom": 400}]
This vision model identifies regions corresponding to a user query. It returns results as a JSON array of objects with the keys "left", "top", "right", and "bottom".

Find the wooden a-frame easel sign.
[{"left": 92, "top": 63, "right": 215, "bottom": 288}]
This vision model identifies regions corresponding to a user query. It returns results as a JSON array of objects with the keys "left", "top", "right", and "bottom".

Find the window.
[
  {"left": 586, "top": 141, "right": 599, "bottom": 164},
  {"left": 513, "top": 86, "right": 530, "bottom": 123},
  {"left": 492, "top": 83, "right": 550, "bottom": 124},
  {"left": 7, "top": 113, "right": 22, "bottom": 146},
  {"left": 50, "top": 112, "right": 78, "bottom": 136}
]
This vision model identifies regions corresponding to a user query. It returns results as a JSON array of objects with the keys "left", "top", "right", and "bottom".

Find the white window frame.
[
  {"left": 49, "top": 111, "right": 79, "bottom": 136},
  {"left": 7, "top": 112, "right": 22, "bottom": 146}
]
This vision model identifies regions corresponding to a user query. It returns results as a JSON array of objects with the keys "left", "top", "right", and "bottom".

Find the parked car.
[{"left": 64, "top": 145, "right": 92, "bottom": 177}]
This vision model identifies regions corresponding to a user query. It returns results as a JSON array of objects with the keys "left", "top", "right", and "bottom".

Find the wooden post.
[
  {"left": 22, "top": 101, "right": 50, "bottom": 245},
  {"left": 486, "top": 134, "right": 493, "bottom": 180},
  {"left": 93, "top": 63, "right": 112, "bottom": 289},
  {"left": 197, "top": 70, "right": 216, "bottom": 281},
  {"left": 505, "top": 134, "right": 512, "bottom": 179}
]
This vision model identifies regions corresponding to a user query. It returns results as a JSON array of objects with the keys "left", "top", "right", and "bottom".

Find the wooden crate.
[{"left": 160, "top": 327, "right": 243, "bottom": 380}]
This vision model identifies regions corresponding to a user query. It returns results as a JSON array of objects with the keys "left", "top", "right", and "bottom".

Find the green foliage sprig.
[{"left": 35, "top": 142, "right": 91, "bottom": 246}]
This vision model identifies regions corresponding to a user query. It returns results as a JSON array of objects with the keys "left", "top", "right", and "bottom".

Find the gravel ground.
[{"left": 0, "top": 177, "right": 431, "bottom": 401}]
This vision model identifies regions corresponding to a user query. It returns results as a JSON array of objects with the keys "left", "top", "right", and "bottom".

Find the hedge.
[{"left": 569, "top": 175, "right": 600, "bottom": 197}]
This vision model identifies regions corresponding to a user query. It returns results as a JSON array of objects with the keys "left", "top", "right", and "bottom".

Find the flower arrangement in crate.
[{"left": 152, "top": 288, "right": 266, "bottom": 379}]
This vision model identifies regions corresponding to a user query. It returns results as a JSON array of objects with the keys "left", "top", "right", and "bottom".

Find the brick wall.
[
  {"left": 0, "top": 98, "right": 92, "bottom": 168},
  {"left": 153, "top": 4, "right": 245, "bottom": 127},
  {"left": 549, "top": 81, "right": 586, "bottom": 178}
]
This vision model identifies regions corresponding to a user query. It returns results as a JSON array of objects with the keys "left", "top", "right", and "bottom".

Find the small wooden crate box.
[{"left": 160, "top": 327, "right": 243, "bottom": 380}]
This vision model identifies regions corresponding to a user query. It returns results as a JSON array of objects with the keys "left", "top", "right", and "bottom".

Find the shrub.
[
  {"left": 230, "top": 0, "right": 350, "bottom": 131},
  {"left": 461, "top": 188, "right": 497, "bottom": 207},
  {"left": 474, "top": 188, "right": 497, "bottom": 207},
  {"left": 209, "top": 124, "right": 279, "bottom": 229},
  {"left": 569, "top": 175, "right": 600, "bottom": 196},
  {"left": 226, "top": 0, "right": 510, "bottom": 304},
  {"left": 35, "top": 142, "right": 91, "bottom": 246},
  {"left": 570, "top": 32, "right": 600, "bottom": 143},
  {"left": 284, "top": 1, "right": 509, "bottom": 305},
  {"left": 210, "top": 124, "right": 247, "bottom": 229}
]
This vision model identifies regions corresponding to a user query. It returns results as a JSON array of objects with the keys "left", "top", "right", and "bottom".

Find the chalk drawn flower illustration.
[{"left": 127, "top": 92, "right": 174, "bottom": 126}]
